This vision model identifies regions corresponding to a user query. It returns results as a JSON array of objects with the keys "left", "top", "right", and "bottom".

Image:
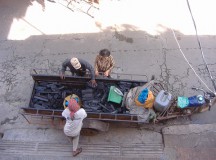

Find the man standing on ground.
[{"left": 60, "top": 57, "right": 97, "bottom": 87}]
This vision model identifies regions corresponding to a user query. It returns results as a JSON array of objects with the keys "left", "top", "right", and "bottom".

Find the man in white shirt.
[{"left": 62, "top": 98, "right": 87, "bottom": 157}]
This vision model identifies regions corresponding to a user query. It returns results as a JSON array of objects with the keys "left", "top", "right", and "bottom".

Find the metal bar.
[
  {"left": 21, "top": 109, "right": 139, "bottom": 120},
  {"left": 32, "top": 74, "right": 147, "bottom": 84},
  {"left": 20, "top": 112, "right": 63, "bottom": 119},
  {"left": 33, "top": 69, "right": 38, "bottom": 74},
  {"left": 21, "top": 111, "right": 143, "bottom": 123},
  {"left": 86, "top": 118, "right": 143, "bottom": 123},
  {"left": 20, "top": 113, "right": 31, "bottom": 124}
]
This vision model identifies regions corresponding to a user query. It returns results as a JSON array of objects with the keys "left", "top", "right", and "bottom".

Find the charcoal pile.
[
  {"left": 81, "top": 82, "right": 132, "bottom": 114},
  {"left": 31, "top": 81, "right": 144, "bottom": 114},
  {"left": 31, "top": 82, "right": 81, "bottom": 110}
]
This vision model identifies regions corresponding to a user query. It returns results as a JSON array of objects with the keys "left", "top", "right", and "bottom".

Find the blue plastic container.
[{"left": 188, "top": 95, "right": 205, "bottom": 107}]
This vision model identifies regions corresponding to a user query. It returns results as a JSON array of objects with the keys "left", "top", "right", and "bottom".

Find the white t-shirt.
[{"left": 62, "top": 108, "right": 87, "bottom": 137}]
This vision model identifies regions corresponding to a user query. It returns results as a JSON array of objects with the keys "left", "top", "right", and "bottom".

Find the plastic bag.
[
  {"left": 137, "top": 88, "right": 148, "bottom": 103},
  {"left": 135, "top": 90, "right": 155, "bottom": 109},
  {"left": 177, "top": 96, "right": 189, "bottom": 109}
]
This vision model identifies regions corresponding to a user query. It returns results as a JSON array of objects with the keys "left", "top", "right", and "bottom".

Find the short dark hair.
[{"left": 99, "top": 49, "right": 110, "bottom": 57}]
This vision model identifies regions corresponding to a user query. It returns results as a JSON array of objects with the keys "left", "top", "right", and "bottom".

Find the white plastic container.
[{"left": 154, "top": 90, "right": 172, "bottom": 112}]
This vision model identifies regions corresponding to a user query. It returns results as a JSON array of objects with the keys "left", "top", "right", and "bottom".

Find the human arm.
[
  {"left": 76, "top": 108, "right": 87, "bottom": 120},
  {"left": 62, "top": 108, "right": 70, "bottom": 119},
  {"left": 60, "top": 59, "right": 70, "bottom": 79},
  {"left": 94, "top": 56, "right": 100, "bottom": 76},
  {"left": 104, "top": 56, "right": 115, "bottom": 76},
  {"left": 61, "top": 59, "right": 69, "bottom": 74}
]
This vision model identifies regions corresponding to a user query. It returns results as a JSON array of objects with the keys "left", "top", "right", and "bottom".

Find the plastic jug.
[
  {"left": 154, "top": 90, "right": 172, "bottom": 112},
  {"left": 188, "top": 95, "right": 205, "bottom": 107}
]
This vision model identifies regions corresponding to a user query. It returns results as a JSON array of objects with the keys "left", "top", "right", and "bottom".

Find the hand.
[
  {"left": 90, "top": 80, "right": 97, "bottom": 87},
  {"left": 95, "top": 71, "right": 99, "bottom": 77},
  {"left": 104, "top": 70, "right": 110, "bottom": 77},
  {"left": 60, "top": 73, "right": 65, "bottom": 79}
]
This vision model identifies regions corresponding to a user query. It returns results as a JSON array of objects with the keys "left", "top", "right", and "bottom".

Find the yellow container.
[{"left": 63, "top": 94, "right": 81, "bottom": 109}]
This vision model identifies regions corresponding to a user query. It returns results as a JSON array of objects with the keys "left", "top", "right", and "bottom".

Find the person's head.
[
  {"left": 70, "top": 57, "right": 81, "bottom": 70},
  {"left": 99, "top": 49, "right": 110, "bottom": 57},
  {"left": 68, "top": 98, "right": 80, "bottom": 119}
]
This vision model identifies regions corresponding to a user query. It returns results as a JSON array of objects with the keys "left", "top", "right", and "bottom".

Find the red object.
[{"left": 68, "top": 99, "right": 80, "bottom": 119}]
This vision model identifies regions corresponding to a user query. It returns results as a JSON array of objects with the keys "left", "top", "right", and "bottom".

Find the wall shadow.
[
  {"left": 0, "top": 0, "right": 215, "bottom": 95},
  {"left": 0, "top": 0, "right": 48, "bottom": 40}
]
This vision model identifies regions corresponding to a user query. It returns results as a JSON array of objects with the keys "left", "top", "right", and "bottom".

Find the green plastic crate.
[{"left": 108, "top": 86, "right": 123, "bottom": 104}]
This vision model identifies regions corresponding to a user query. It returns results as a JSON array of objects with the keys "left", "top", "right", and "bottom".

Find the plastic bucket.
[{"left": 108, "top": 86, "right": 123, "bottom": 104}]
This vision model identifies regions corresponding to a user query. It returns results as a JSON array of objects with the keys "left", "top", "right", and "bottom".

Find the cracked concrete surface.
[
  {"left": 0, "top": 0, "right": 216, "bottom": 159},
  {"left": 0, "top": 0, "right": 216, "bottom": 130}
]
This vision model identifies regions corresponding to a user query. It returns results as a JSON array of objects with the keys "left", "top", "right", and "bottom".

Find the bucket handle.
[{"left": 114, "top": 88, "right": 123, "bottom": 96}]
